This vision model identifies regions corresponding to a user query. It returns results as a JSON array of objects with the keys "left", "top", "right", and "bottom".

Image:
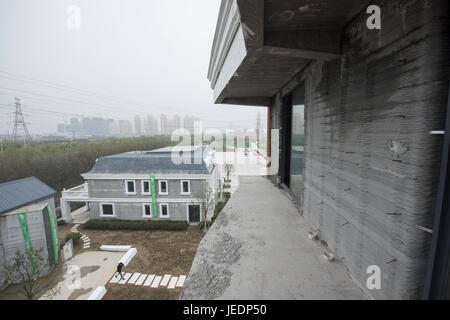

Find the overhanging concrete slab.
[{"left": 208, "top": 0, "right": 369, "bottom": 106}]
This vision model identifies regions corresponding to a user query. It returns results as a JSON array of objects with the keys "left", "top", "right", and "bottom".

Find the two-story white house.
[{"left": 61, "top": 146, "right": 219, "bottom": 224}]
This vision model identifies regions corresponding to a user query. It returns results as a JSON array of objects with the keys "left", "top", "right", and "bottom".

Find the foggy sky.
[{"left": 0, "top": 0, "right": 267, "bottom": 136}]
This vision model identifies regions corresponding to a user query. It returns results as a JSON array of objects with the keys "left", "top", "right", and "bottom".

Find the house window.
[
  {"left": 181, "top": 180, "right": 190, "bottom": 194},
  {"left": 100, "top": 203, "right": 115, "bottom": 217},
  {"left": 160, "top": 203, "right": 169, "bottom": 218},
  {"left": 142, "top": 180, "right": 151, "bottom": 195},
  {"left": 159, "top": 180, "right": 168, "bottom": 195},
  {"left": 125, "top": 180, "right": 136, "bottom": 194},
  {"left": 142, "top": 204, "right": 152, "bottom": 218}
]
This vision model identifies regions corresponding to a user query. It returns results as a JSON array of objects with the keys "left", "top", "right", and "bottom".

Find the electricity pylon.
[{"left": 11, "top": 97, "right": 32, "bottom": 144}]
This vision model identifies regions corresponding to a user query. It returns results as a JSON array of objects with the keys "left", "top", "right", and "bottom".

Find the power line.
[{"left": 0, "top": 70, "right": 261, "bottom": 118}]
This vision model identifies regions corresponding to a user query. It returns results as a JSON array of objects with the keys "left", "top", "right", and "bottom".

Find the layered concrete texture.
[
  {"left": 181, "top": 176, "right": 368, "bottom": 300},
  {"left": 268, "top": 0, "right": 450, "bottom": 299}
]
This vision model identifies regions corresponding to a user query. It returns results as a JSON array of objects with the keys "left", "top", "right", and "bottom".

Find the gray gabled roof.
[
  {"left": 0, "top": 177, "right": 57, "bottom": 215},
  {"left": 87, "top": 146, "right": 216, "bottom": 175}
]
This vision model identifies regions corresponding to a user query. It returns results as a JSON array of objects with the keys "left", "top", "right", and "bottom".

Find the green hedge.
[{"left": 83, "top": 219, "right": 189, "bottom": 231}]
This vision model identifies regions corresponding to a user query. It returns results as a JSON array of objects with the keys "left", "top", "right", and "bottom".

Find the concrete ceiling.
[
  {"left": 264, "top": 0, "right": 369, "bottom": 31},
  {"left": 212, "top": 0, "right": 370, "bottom": 106}
]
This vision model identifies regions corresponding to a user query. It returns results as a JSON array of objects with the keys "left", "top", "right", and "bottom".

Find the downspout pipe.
[{"left": 424, "top": 81, "right": 450, "bottom": 299}]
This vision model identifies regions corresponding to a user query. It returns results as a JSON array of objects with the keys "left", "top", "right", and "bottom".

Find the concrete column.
[{"left": 60, "top": 199, "right": 73, "bottom": 223}]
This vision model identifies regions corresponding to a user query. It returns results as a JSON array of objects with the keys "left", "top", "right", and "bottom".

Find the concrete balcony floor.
[{"left": 181, "top": 176, "right": 369, "bottom": 300}]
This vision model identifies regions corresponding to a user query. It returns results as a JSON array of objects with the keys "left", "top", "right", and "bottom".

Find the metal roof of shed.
[{"left": 0, "top": 177, "right": 56, "bottom": 215}]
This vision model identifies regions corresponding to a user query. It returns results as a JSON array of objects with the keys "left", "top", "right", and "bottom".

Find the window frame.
[
  {"left": 141, "top": 180, "right": 151, "bottom": 195},
  {"left": 142, "top": 203, "right": 152, "bottom": 218},
  {"left": 186, "top": 203, "right": 202, "bottom": 223},
  {"left": 180, "top": 180, "right": 191, "bottom": 195},
  {"left": 159, "top": 203, "right": 170, "bottom": 218},
  {"left": 125, "top": 180, "right": 137, "bottom": 195},
  {"left": 100, "top": 203, "right": 116, "bottom": 217},
  {"left": 159, "top": 180, "right": 168, "bottom": 195}
]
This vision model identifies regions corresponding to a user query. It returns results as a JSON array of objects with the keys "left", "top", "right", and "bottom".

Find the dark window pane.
[
  {"left": 127, "top": 181, "right": 135, "bottom": 192},
  {"left": 144, "top": 205, "right": 151, "bottom": 216},
  {"left": 188, "top": 205, "right": 200, "bottom": 222},
  {"left": 102, "top": 204, "right": 113, "bottom": 215},
  {"left": 143, "top": 181, "right": 150, "bottom": 193},
  {"left": 183, "top": 181, "right": 189, "bottom": 193},
  {"left": 161, "top": 181, "right": 167, "bottom": 192},
  {"left": 161, "top": 205, "right": 168, "bottom": 216}
]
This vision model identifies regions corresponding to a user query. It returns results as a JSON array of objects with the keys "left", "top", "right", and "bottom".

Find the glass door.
[{"left": 289, "top": 84, "right": 305, "bottom": 205}]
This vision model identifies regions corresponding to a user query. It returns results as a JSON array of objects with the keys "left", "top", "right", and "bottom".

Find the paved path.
[
  {"left": 109, "top": 272, "right": 186, "bottom": 289},
  {"left": 71, "top": 224, "right": 91, "bottom": 249},
  {"left": 71, "top": 206, "right": 91, "bottom": 224},
  {"left": 181, "top": 176, "right": 368, "bottom": 300},
  {"left": 40, "top": 251, "right": 123, "bottom": 300}
]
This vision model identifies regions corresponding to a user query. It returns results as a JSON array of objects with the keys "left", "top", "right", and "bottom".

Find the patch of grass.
[
  {"left": 211, "top": 193, "right": 231, "bottom": 224},
  {"left": 83, "top": 219, "right": 188, "bottom": 231},
  {"left": 64, "top": 232, "right": 82, "bottom": 245}
]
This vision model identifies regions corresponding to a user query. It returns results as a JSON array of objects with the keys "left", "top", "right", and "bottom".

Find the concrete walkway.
[
  {"left": 71, "top": 206, "right": 91, "bottom": 224},
  {"left": 40, "top": 251, "right": 123, "bottom": 300},
  {"left": 181, "top": 176, "right": 368, "bottom": 300}
]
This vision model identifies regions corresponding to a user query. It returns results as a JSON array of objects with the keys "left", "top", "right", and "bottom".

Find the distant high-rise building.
[
  {"left": 57, "top": 124, "right": 66, "bottom": 134},
  {"left": 160, "top": 114, "right": 168, "bottom": 135},
  {"left": 70, "top": 118, "right": 82, "bottom": 135},
  {"left": 146, "top": 114, "right": 158, "bottom": 136},
  {"left": 119, "top": 120, "right": 133, "bottom": 137},
  {"left": 134, "top": 115, "right": 142, "bottom": 136},
  {"left": 108, "top": 121, "right": 120, "bottom": 136},
  {"left": 174, "top": 114, "right": 181, "bottom": 132},
  {"left": 183, "top": 115, "right": 201, "bottom": 134},
  {"left": 160, "top": 114, "right": 181, "bottom": 136},
  {"left": 81, "top": 117, "right": 109, "bottom": 136}
]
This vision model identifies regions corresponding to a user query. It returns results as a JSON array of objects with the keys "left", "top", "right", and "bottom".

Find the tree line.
[{"left": 0, "top": 136, "right": 172, "bottom": 199}]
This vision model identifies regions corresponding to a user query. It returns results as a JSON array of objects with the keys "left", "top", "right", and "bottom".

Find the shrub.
[
  {"left": 57, "top": 219, "right": 67, "bottom": 226},
  {"left": 65, "top": 232, "right": 82, "bottom": 245},
  {"left": 211, "top": 195, "right": 231, "bottom": 224},
  {"left": 83, "top": 219, "right": 188, "bottom": 231}
]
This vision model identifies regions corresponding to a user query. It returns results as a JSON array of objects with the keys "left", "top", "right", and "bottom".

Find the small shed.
[{"left": 0, "top": 177, "right": 58, "bottom": 290}]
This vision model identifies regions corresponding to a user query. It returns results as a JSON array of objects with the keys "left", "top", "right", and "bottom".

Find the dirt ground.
[
  {"left": 78, "top": 225, "right": 205, "bottom": 300},
  {"left": 0, "top": 223, "right": 205, "bottom": 300}
]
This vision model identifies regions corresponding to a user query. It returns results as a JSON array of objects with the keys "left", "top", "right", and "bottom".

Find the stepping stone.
[
  {"left": 160, "top": 274, "right": 171, "bottom": 287},
  {"left": 143, "top": 275, "right": 155, "bottom": 286},
  {"left": 168, "top": 277, "right": 178, "bottom": 289},
  {"left": 150, "top": 276, "right": 162, "bottom": 288},
  {"left": 110, "top": 273, "right": 121, "bottom": 283},
  {"left": 128, "top": 273, "right": 141, "bottom": 284},
  {"left": 176, "top": 275, "right": 186, "bottom": 287},
  {"left": 135, "top": 274, "right": 147, "bottom": 286},
  {"left": 118, "top": 273, "right": 132, "bottom": 284}
]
